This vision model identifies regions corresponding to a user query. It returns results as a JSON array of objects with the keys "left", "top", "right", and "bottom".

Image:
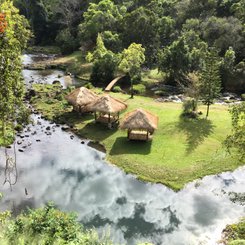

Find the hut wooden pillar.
[
  {"left": 94, "top": 112, "right": 97, "bottom": 121},
  {"left": 147, "top": 130, "right": 149, "bottom": 141},
  {"left": 127, "top": 129, "right": 131, "bottom": 139}
]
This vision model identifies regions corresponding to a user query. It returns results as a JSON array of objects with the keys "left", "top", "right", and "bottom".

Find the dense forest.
[{"left": 14, "top": 0, "right": 245, "bottom": 93}]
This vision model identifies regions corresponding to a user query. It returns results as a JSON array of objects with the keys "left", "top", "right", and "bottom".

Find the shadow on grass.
[
  {"left": 54, "top": 110, "right": 93, "bottom": 125},
  {"left": 110, "top": 137, "right": 152, "bottom": 155},
  {"left": 177, "top": 116, "right": 214, "bottom": 154},
  {"left": 77, "top": 122, "right": 118, "bottom": 141}
]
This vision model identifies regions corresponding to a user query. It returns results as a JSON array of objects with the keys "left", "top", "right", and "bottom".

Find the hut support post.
[
  {"left": 94, "top": 112, "right": 97, "bottom": 121},
  {"left": 147, "top": 130, "right": 149, "bottom": 141}
]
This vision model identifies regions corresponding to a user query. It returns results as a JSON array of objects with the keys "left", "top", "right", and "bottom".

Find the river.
[{"left": 0, "top": 54, "right": 244, "bottom": 245}]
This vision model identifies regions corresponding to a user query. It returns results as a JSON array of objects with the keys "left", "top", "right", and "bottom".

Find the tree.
[
  {"left": 199, "top": 50, "right": 221, "bottom": 118},
  {"left": 119, "top": 43, "right": 145, "bottom": 98},
  {"left": 224, "top": 102, "right": 245, "bottom": 160},
  {"left": 0, "top": 0, "right": 31, "bottom": 145},
  {"left": 200, "top": 16, "right": 244, "bottom": 59},
  {"left": 121, "top": 7, "right": 160, "bottom": 65},
  {"left": 87, "top": 34, "right": 118, "bottom": 86},
  {"left": 79, "top": 0, "right": 124, "bottom": 44},
  {"left": 158, "top": 37, "right": 191, "bottom": 85},
  {"left": 29, "top": 0, "right": 48, "bottom": 44}
]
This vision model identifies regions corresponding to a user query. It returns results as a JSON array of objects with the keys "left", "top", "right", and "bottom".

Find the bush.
[
  {"left": 84, "top": 82, "right": 94, "bottom": 89},
  {"left": 112, "top": 86, "right": 122, "bottom": 93},
  {"left": 182, "top": 98, "right": 198, "bottom": 118},
  {"left": 55, "top": 93, "right": 63, "bottom": 101},
  {"left": 133, "top": 84, "right": 146, "bottom": 95},
  {"left": 0, "top": 204, "right": 112, "bottom": 245},
  {"left": 241, "top": 94, "right": 245, "bottom": 101}
]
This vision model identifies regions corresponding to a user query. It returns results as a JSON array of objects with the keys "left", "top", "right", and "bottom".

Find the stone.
[{"left": 61, "top": 126, "right": 69, "bottom": 131}]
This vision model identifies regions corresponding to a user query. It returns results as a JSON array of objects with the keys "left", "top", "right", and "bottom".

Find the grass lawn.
[{"left": 30, "top": 84, "right": 243, "bottom": 190}]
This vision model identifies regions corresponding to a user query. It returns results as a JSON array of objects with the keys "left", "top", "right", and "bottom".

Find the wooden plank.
[{"left": 105, "top": 76, "right": 125, "bottom": 92}]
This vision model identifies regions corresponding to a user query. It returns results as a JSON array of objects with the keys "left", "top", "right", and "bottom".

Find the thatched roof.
[
  {"left": 89, "top": 94, "right": 127, "bottom": 114},
  {"left": 120, "top": 108, "right": 158, "bottom": 133},
  {"left": 65, "top": 87, "right": 99, "bottom": 107}
]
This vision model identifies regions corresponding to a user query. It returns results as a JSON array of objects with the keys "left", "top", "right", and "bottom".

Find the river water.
[{"left": 0, "top": 54, "right": 244, "bottom": 245}]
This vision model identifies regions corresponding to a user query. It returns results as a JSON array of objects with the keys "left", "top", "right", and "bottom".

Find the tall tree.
[
  {"left": 79, "top": 0, "right": 124, "bottom": 45},
  {"left": 0, "top": 0, "right": 30, "bottom": 145},
  {"left": 87, "top": 34, "right": 118, "bottom": 86},
  {"left": 158, "top": 37, "right": 191, "bottom": 85},
  {"left": 199, "top": 50, "right": 221, "bottom": 118},
  {"left": 119, "top": 43, "right": 145, "bottom": 98}
]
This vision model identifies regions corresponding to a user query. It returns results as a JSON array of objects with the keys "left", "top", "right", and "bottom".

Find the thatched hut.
[
  {"left": 89, "top": 94, "right": 127, "bottom": 127},
  {"left": 65, "top": 87, "right": 99, "bottom": 113},
  {"left": 120, "top": 109, "right": 158, "bottom": 141}
]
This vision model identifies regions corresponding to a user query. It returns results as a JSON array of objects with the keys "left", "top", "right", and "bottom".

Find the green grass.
[{"left": 31, "top": 85, "right": 243, "bottom": 190}]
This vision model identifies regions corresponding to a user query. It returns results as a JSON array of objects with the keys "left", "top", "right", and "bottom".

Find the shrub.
[
  {"left": 112, "top": 86, "right": 122, "bottom": 93},
  {"left": 0, "top": 204, "right": 112, "bottom": 245},
  {"left": 84, "top": 82, "right": 94, "bottom": 89},
  {"left": 182, "top": 98, "right": 198, "bottom": 118},
  {"left": 133, "top": 84, "right": 146, "bottom": 95},
  {"left": 241, "top": 94, "right": 245, "bottom": 101}
]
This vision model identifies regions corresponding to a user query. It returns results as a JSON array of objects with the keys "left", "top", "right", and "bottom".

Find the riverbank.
[
  {"left": 29, "top": 83, "right": 242, "bottom": 190},
  {"left": 221, "top": 218, "right": 245, "bottom": 244}
]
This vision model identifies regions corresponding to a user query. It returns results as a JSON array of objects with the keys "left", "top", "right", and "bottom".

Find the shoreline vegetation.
[
  {"left": 221, "top": 218, "right": 245, "bottom": 245},
  {"left": 24, "top": 50, "right": 243, "bottom": 190}
]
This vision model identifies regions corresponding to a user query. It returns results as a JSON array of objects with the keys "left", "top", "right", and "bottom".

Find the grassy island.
[{"left": 29, "top": 84, "right": 242, "bottom": 190}]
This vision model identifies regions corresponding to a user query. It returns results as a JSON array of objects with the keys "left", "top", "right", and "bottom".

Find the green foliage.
[
  {"left": 119, "top": 43, "right": 145, "bottom": 97},
  {"left": 0, "top": 0, "right": 31, "bottom": 146},
  {"left": 88, "top": 34, "right": 119, "bottom": 86},
  {"left": 119, "top": 43, "right": 145, "bottom": 80},
  {"left": 223, "top": 218, "right": 245, "bottom": 244},
  {"left": 228, "top": 240, "right": 245, "bottom": 245},
  {"left": 182, "top": 98, "right": 198, "bottom": 117},
  {"left": 79, "top": 0, "right": 124, "bottom": 43},
  {"left": 55, "top": 28, "right": 79, "bottom": 54},
  {"left": 121, "top": 7, "right": 161, "bottom": 65},
  {"left": 0, "top": 204, "right": 112, "bottom": 245},
  {"left": 90, "top": 52, "right": 118, "bottom": 86},
  {"left": 158, "top": 37, "right": 191, "bottom": 84},
  {"left": 133, "top": 84, "right": 146, "bottom": 95},
  {"left": 101, "top": 30, "right": 122, "bottom": 52},
  {"left": 199, "top": 50, "right": 221, "bottom": 117},
  {"left": 224, "top": 102, "right": 245, "bottom": 160},
  {"left": 112, "top": 86, "right": 122, "bottom": 93}
]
